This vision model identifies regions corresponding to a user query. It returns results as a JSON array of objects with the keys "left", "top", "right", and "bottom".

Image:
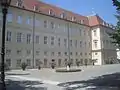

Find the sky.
[{"left": 41, "top": 0, "right": 117, "bottom": 25}]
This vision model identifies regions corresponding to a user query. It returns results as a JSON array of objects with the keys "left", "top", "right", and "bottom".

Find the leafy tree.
[{"left": 110, "top": 0, "right": 120, "bottom": 48}]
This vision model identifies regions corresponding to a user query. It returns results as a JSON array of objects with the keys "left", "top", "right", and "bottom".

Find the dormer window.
[
  {"left": 72, "top": 17, "right": 76, "bottom": 21},
  {"left": 49, "top": 9, "right": 55, "bottom": 16},
  {"left": 34, "top": 4, "right": 39, "bottom": 11},
  {"left": 16, "top": 0, "right": 23, "bottom": 7},
  {"left": 60, "top": 12, "right": 66, "bottom": 18}
]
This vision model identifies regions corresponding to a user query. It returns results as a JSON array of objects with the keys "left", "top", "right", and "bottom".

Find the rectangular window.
[
  {"left": 51, "top": 36, "right": 54, "bottom": 45},
  {"left": 44, "top": 51, "right": 48, "bottom": 56},
  {"left": 44, "top": 59, "right": 47, "bottom": 67},
  {"left": 58, "top": 38, "right": 60, "bottom": 47},
  {"left": 17, "top": 32, "right": 22, "bottom": 43},
  {"left": 85, "top": 42, "right": 86, "bottom": 47},
  {"left": 6, "top": 49, "right": 11, "bottom": 55},
  {"left": 93, "top": 30, "right": 97, "bottom": 36},
  {"left": 17, "top": 15, "right": 22, "bottom": 24},
  {"left": 26, "top": 59, "right": 31, "bottom": 66},
  {"left": 70, "top": 40, "right": 72, "bottom": 47},
  {"left": 80, "top": 41, "right": 82, "bottom": 47},
  {"left": 76, "top": 52, "right": 78, "bottom": 56},
  {"left": 27, "top": 34, "right": 31, "bottom": 44},
  {"left": 79, "top": 29, "right": 81, "bottom": 36},
  {"left": 58, "top": 59, "right": 61, "bottom": 66},
  {"left": 35, "top": 59, "right": 40, "bottom": 66},
  {"left": 44, "top": 20, "right": 47, "bottom": 28},
  {"left": 26, "top": 17, "right": 31, "bottom": 25},
  {"left": 16, "top": 59, "right": 21, "bottom": 67},
  {"left": 7, "top": 13, "right": 12, "bottom": 22},
  {"left": 36, "top": 50, "right": 40, "bottom": 55},
  {"left": 64, "top": 39, "right": 67, "bottom": 47},
  {"left": 58, "top": 52, "right": 61, "bottom": 56},
  {"left": 35, "top": 20, "right": 40, "bottom": 26},
  {"left": 94, "top": 40, "right": 98, "bottom": 48},
  {"left": 6, "top": 59, "right": 11, "bottom": 67},
  {"left": 51, "top": 52, "right": 55, "bottom": 56},
  {"left": 17, "top": 50, "right": 22, "bottom": 55},
  {"left": 35, "top": 35, "right": 40, "bottom": 44},
  {"left": 75, "top": 40, "right": 77, "bottom": 48},
  {"left": 44, "top": 36, "right": 48, "bottom": 44},
  {"left": 6, "top": 31, "right": 12, "bottom": 42},
  {"left": 26, "top": 50, "right": 31, "bottom": 55},
  {"left": 51, "top": 22, "right": 55, "bottom": 29},
  {"left": 80, "top": 52, "right": 82, "bottom": 56},
  {"left": 70, "top": 52, "right": 72, "bottom": 55},
  {"left": 64, "top": 52, "right": 67, "bottom": 56}
]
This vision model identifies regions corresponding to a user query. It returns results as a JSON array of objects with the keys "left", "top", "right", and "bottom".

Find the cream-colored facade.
[{"left": 0, "top": 1, "right": 118, "bottom": 69}]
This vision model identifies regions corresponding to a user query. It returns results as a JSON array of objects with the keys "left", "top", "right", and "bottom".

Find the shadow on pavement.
[
  {"left": 58, "top": 72, "right": 120, "bottom": 90},
  {"left": 0, "top": 80, "right": 47, "bottom": 90}
]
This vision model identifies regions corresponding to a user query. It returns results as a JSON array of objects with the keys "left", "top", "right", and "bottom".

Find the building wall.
[{"left": 0, "top": 7, "right": 92, "bottom": 69}]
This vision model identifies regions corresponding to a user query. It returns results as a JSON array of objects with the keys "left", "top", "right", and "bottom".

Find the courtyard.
[{"left": 1, "top": 64, "right": 120, "bottom": 90}]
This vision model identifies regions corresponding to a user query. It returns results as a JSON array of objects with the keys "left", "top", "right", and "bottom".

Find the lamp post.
[{"left": 0, "top": 0, "right": 11, "bottom": 90}]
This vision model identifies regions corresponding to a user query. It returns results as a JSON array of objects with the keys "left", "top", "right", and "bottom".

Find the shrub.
[{"left": 21, "top": 62, "right": 27, "bottom": 71}]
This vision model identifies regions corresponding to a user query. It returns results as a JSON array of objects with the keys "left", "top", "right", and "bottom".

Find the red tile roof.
[{"left": 10, "top": 0, "right": 109, "bottom": 27}]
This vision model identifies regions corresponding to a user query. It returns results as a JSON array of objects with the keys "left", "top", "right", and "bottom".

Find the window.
[
  {"left": 26, "top": 59, "right": 31, "bottom": 66},
  {"left": 80, "top": 41, "right": 82, "bottom": 47},
  {"left": 93, "top": 30, "right": 97, "bottom": 36},
  {"left": 17, "top": 15, "right": 22, "bottom": 24},
  {"left": 51, "top": 22, "right": 55, "bottom": 29},
  {"left": 70, "top": 59, "right": 73, "bottom": 64},
  {"left": 44, "top": 36, "right": 48, "bottom": 44},
  {"left": 80, "top": 59, "right": 83, "bottom": 64},
  {"left": 84, "top": 30, "right": 86, "bottom": 35},
  {"left": 36, "top": 50, "right": 40, "bottom": 55},
  {"left": 60, "top": 12, "right": 66, "bottom": 18},
  {"left": 6, "top": 49, "right": 11, "bottom": 55},
  {"left": 44, "top": 59, "right": 47, "bottom": 67},
  {"left": 95, "top": 53, "right": 98, "bottom": 55},
  {"left": 44, "top": 20, "right": 47, "bottom": 28},
  {"left": 16, "top": 59, "right": 21, "bottom": 67},
  {"left": 80, "top": 52, "right": 82, "bottom": 56},
  {"left": 94, "top": 40, "right": 98, "bottom": 48},
  {"left": 89, "top": 42, "right": 91, "bottom": 47},
  {"left": 64, "top": 52, "right": 67, "bottom": 56},
  {"left": 64, "top": 39, "right": 67, "bottom": 47},
  {"left": 75, "top": 40, "right": 77, "bottom": 48},
  {"left": 17, "top": 32, "right": 22, "bottom": 43},
  {"left": 35, "top": 35, "right": 40, "bottom": 44},
  {"left": 6, "top": 31, "right": 12, "bottom": 42},
  {"left": 85, "top": 53, "right": 87, "bottom": 56},
  {"left": 58, "top": 59, "right": 61, "bottom": 66},
  {"left": 70, "top": 40, "right": 72, "bottom": 47},
  {"left": 44, "top": 51, "right": 48, "bottom": 56},
  {"left": 26, "top": 50, "right": 31, "bottom": 55},
  {"left": 58, "top": 52, "right": 61, "bottom": 56},
  {"left": 16, "top": 0, "right": 22, "bottom": 7},
  {"left": 7, "top": 13, "right": 12, "bottom": 22},
  {"left": 76, "top": 52, "right": 78, "bottom": 56},
  {"left": 35, "top": 59, "right": 40, "bottom": 66},
  {"left": 85, "top": 42, "right": 86, "bottom": 47},
  {"left": 17, "top": 50, "right": 22, "bottom": 55},
  {"left": 26, "top": 34, "right": 31, "bottom": 44},
  {"left": 51, "top": 36, "right": 54, "bottom": 45},
  {"left": 35, "top": 20, "right": 40, "bottom": 26},
  {"left": 26, "top": 17, "right": 31, "bottom": 25},
  {"left": 58, "top": 38, "right": 60, "bottom": 47},
  {"left": 6, "top": 59, "right": 11, "bottom": 67},
  {"left": 51, "top": 52, "right": 54, "bottom": 56},
  {"left": 70, "top": 52, "right": 72, "bottom": 55},
  {"left": 79, "top": 29, "right": 81, "bottom": 36}
]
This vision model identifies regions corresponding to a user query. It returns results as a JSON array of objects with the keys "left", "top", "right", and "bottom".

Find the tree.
[{"left": 110, "top": 0, "right": 120, "bottom": 48}]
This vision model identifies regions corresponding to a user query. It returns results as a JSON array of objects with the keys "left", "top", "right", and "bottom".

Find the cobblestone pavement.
[{"left": 3, "top": 64, "right": 120, "bottom": 90}]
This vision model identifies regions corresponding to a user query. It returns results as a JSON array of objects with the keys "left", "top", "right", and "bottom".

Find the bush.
[
  {"left": 56, "top": 68, "right": 81, "bottom": 72},
  {"left": 21, "top": 62, "right": 27, "bottom": 71}
]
